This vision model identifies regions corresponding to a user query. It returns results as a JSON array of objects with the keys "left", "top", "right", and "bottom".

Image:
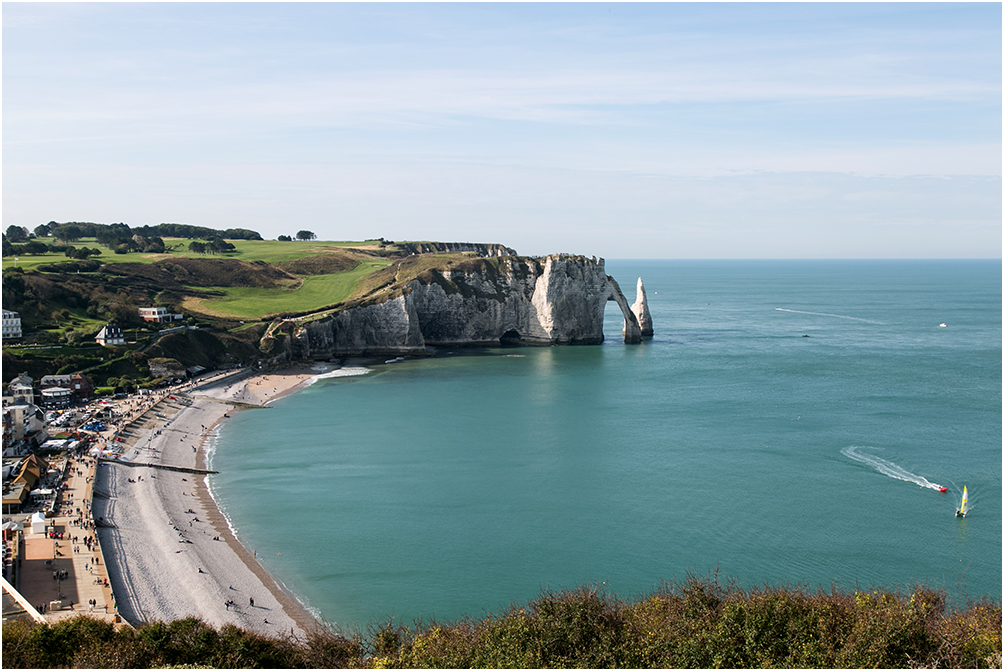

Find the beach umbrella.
[{"left": 1, "top": 521, "right": 23, "bottom": 531}]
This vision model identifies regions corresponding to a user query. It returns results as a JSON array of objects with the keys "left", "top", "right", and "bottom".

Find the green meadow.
[
  {"left": 3, "top": 238, "right": 396, "bottom": 322},
  {"left": 182, "top": 258, "right": 392, "bottom": 320}
]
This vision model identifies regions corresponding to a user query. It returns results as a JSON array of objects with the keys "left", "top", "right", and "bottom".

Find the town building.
[
  {"left": 139, "top": 307, "right": 183, "bottom": 323},
  {"left": 95, "top": 323, "right": 126, "bottom": 346},
  {"left": 139, "top": 306, "right": 169, "bottom": 323},
  {"left": 2, "top": 402, "right": 45, "bottom": 457},
  {"left": 3, "top": 373, "right": 46, "bottom": 456},
  {"left": 7, "top": 373, "right": 34, "bottom": 405},
  {"left": 2, "top": 310, "right": 22, "bottom": 340},
  {"left": 39, "top": 387, "right": 73, "bottom": 408},
  {"left": 40, "top": 373, "right": 93, "bottom": 403},
  {"left": 2, "top": 454, "right": 48, "bottom": 514}
]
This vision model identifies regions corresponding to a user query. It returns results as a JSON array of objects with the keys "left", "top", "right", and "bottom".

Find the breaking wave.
[{"left": 306, "top": 367, "right": 371, "bottom": 386}]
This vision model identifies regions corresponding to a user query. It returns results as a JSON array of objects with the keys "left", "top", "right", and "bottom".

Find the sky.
[{"left": 3, "top": 2, "right": 1001, "bottom": 259}]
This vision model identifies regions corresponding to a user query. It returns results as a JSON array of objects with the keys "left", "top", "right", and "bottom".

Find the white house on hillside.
[
  {"left": 2, "top": 310, "right": 22, "bottom": 340},
  {"left": 139, "top": 307, "right": 183, "bottom": 323},
  {"left": 95, "top": 323, "right": 126, "bottom": 346}
]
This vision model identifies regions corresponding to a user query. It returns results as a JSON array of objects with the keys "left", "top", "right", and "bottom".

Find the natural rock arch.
[{"left": 604, "top": 275, "right": 642, "bottom": 344}]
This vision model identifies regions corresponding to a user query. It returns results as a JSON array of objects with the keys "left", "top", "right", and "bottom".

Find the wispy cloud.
[{"left": 2, "top": 3, "right": 1000, "bottom": 257}]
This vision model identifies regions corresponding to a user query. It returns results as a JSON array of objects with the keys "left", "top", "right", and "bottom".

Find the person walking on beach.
[{"left": 249, "top": 596, "right": 254, "bottom": 607}]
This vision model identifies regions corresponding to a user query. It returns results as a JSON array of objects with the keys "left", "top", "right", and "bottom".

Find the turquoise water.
[{"left": 211, "top": 260, "right": 1001, "bottom": 630}]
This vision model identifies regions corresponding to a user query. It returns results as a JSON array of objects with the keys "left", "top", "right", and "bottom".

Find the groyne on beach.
[{"left": 90, "top": 365, "right": 329, "bottom": 637}]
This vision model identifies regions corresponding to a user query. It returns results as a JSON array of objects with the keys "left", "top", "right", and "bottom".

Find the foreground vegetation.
[{"left": 3, "top": 578, "right": 1000, "bottom": 668}]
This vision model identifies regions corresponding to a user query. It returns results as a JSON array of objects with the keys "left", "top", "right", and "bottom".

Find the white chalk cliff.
[{"left": 261, "top": 254, "right": 648, "bottom": 360}]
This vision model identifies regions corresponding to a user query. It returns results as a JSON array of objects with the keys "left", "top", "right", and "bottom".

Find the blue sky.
[{"left": 3, "top": 3, "right": 1000, "bottom": 258}]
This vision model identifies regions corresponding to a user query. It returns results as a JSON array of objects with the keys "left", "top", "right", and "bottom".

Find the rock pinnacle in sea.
[{"left": 631, "top": 278, "right": 654, "bottom": 337}]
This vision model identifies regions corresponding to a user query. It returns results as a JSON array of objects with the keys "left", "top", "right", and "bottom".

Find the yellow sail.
[{"left": 959, "top": 486, "right": 968, "bottom": 515}]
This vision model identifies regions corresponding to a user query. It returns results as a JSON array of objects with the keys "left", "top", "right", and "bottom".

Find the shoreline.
[
  {"left": 92, "top": 363, "right": 349, "bottom": 637},
  {"left": 195, "top": 367, "right": 328, "bottom": 633}
]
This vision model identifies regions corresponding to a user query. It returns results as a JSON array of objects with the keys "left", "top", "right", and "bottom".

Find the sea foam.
[{"left": 306, "top": 367, "right": 371, "bottom": 386}]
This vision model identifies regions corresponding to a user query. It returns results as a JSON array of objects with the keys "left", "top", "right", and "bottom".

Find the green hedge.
[{"left": 3, "top": 577, "right": 1000, "bottom": 668}]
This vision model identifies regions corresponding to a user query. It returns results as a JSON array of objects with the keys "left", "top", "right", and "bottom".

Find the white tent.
[
  {"left": 1, "top": 520, "right": 23, "bottom": 532},
  {"left": 30, "top": 511, "right": 46, "bottom": 534}
]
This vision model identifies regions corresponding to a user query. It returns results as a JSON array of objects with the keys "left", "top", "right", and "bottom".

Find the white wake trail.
[
  {"left": 841, "top": 446, "right": 944, "bottom": 490},
  {"left": 775, "top": 307, "right": 881, "bottom": 324}
]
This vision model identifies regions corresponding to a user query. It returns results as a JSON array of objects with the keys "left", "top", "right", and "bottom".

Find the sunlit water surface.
[{"left": 211, "top": 260, "right": 1001, "bottom": 629}]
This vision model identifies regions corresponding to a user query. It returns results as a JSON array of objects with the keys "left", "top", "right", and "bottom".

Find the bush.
[{"left": 1, "top": 582, "right": 999, "bottom": 669}]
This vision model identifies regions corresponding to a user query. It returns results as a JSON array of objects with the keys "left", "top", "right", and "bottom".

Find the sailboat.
[{"left": 955, "top": 486, "right": 968, "bottom": 518}]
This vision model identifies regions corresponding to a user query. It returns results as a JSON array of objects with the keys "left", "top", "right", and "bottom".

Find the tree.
[
  {"left": 296, "top": 230, "right": 317, "bottom": 241},
  {"left": 5, "top": 225, "right": 29, "bottom": 242},
  {"left": 53, "top": 224, "right": 84, "bottom": 243},
  {"left": 188, "top": 241, "right": 207, "bottom": 254},
  {"left": 33, "top": 223, "right": 52, "bottom": 238},
  {"left": 208, "top": 238, "right": 235, "bottom": 254},
  {"left": 277, "top": 235, "right": 292, "bottom": 242},
  {"left": 72, "top": 247, "right": 99, "bottom": 259},
  {"left": 95, "top": 223, "right": 132, "bottom": 247},
  {"left": 22, "top": 240, "right": 49, "bottom": 255}
]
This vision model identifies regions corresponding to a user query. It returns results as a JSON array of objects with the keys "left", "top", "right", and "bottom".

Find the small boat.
[
  {"left": 939, "top": 323, "right": 947, "bottom": 328},
  {"left": 938, "top": 486, "right": 948, "bottom": 492},
  {"left": 956, "top": 486, "right": 968, "bottom": 517}
]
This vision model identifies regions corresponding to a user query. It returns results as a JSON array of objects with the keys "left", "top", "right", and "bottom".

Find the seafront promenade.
[
  {"left": 10, "top": 450, "right": 118, "bottom": 624},
  {"left": 4, "top": 368, "right": 253, "bottom": 626}
]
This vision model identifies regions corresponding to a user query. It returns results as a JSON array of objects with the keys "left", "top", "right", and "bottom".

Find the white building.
[
  {"left": 95, "top": 323, "right": 126, "bottom": 346},
  {"left": 2, "top": 310, "right": 22, "bottom": 340},
  {"left": 8, "top": 373, "right": 33, "bottom": 405},
  {"left": 139, "top": 306, "right": 169, "bottom": 323},
  {"left": 139, "top": 307, "right": 182, "bottom": 323}
]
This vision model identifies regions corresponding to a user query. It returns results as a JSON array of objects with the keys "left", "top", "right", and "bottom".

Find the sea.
[{"left": 208, "top": 259, "right": 1002, "bottom": 631}]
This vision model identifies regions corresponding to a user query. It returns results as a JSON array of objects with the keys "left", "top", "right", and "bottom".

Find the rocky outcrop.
[
  {"left": 631, "top": 278, "right": 654, "bottom": 337},
  {"left": 147, "top": 357, "right": 188, "bottom": 380},
  {"left": 264, "top": 255, "right": 647, "bottom": 359}
]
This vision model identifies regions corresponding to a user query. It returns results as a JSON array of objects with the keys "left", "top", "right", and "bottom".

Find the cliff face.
[
  {"left": 265, "top": 255, "right": 646, "bottom": 360},
  {"left": 393, "top": 241, "right": 518, "bottom": 257}
]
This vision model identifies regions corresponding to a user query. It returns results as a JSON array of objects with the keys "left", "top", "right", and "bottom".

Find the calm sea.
[{"left": 210, "top": 260, "right": 1001, "bottom": 630}]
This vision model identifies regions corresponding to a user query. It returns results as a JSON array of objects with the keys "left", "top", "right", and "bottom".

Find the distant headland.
[{"left": 3, "top": 223, "right": 650, "bottom": 387}]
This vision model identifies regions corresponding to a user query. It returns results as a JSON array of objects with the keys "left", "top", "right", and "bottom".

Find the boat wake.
[
  {"left": 775, "top": 307, "right": 881, "bottom": 324},
  {"left": 841, "top": 446, "right": 945, "bottom": 491}
]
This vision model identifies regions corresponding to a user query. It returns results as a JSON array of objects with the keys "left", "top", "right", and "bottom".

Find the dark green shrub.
[{"left": 2, "top": 581, "right": 1000, "bottom": 669}]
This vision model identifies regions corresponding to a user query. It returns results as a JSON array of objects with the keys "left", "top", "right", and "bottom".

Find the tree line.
[
  {"left": 3, "top": 222, "right": 263, "bottom": 257},
  {"left": 277, "top": 230, "right": 317, "bottom": 241}
]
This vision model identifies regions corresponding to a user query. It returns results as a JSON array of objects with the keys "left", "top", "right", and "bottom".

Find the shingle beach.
[{"left": 92, "top": 366, "right": 327, "bottom": 637}]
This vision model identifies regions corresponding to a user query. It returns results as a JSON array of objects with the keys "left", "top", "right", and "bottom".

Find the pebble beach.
[{"left": 91, "top": 365, "right": 328, "bottom": 637}]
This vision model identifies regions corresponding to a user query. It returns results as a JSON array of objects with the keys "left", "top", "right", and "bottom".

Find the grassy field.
[
  {"left": 4, "top": 238, "right": 396, "bottom": 322},
  {"left": 179, "top": 257, "right": 392, "bottom": 319}
]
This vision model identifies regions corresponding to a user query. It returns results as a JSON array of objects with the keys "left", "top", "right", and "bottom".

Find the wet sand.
[{"left": 92, "top": 365, "right": 330, "bottom": 637}]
